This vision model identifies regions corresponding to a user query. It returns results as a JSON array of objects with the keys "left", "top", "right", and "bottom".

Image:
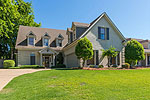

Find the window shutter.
[
  {"left": 106, "top": 28, "right": 109, "bottom": 40},
  {"left": 98, "top": 27, "right": 101, "bottom": 39},
  {"left": 96, "top": 50, "right": 99, "bottom": 65}
]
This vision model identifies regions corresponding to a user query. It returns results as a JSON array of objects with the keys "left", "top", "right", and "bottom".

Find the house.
[
  {"left": 15, "top": 12, "right": 126, "bottom": 68},
  {"left": 127, "top": 38, "right": 150, "bottom": 66}
]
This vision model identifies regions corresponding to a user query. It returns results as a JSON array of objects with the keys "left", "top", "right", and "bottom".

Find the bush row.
[{"left": 51, "top": 64, "right": 66, "bottom": 68}]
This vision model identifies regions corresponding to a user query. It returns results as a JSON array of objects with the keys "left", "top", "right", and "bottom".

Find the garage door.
[{"left": 66, "top": 53, "right": 79, "bottom": 68}]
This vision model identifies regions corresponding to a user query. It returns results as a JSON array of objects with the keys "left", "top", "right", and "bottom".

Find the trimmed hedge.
[
  {"left": 89, "top": 65, "right": 95, "bottom": 68},
  {"left": 3, "top": 60, "right": 15, "bottom": 68},
  {"left": 98, "top": 65, "right": 104, "bottom": 68},
  {"left": 19, "top": 65, "right": 45, "bottom": 69},
  {"left": 51, "top": 64, "right": 66, "bottom": 68}
]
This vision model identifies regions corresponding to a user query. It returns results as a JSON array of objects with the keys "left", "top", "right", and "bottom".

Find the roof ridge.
[{"left": 19, "top": 25, "right": 66, "bottom": 31}]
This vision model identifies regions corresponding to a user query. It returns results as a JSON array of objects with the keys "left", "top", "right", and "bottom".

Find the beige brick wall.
[{"left": 18, "top": 50, "right": 40, "bottom": 66}]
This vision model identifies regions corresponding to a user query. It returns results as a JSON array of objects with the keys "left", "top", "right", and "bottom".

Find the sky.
[{"left": 24, "top": 0, "right": 150, "bottom": 39}]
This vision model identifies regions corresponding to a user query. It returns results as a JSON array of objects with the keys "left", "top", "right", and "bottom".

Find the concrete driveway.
[{"left": 0, "top": 69, "right": 49, "bottom": 91}]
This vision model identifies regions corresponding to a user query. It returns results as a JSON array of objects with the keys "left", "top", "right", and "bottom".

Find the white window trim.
[
  {"left": 42, "top": 37, "right": 50, "bottom": 47},
  {"left": 27, "top": 36, "right": 35, "bottom": 46}
]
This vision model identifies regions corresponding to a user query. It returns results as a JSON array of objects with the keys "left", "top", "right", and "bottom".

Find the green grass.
[{"left": 1, "top": 69, "right": 150, "bottom": 100}]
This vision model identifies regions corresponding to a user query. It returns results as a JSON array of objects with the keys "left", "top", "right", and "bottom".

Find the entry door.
[{"left": 45, "top": 57, "right": 49, "bottom": 67}]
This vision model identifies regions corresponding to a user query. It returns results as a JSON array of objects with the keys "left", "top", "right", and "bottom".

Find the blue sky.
[{"left": 25, "top": 0, "right": 150, "bottom": 39}]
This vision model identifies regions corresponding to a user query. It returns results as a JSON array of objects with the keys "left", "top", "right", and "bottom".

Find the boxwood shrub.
[
  {"left": 122, "top": 63, "right": 130, "bottom": 69},
  {"left": 98, "top": 65, "right": 104, "bottom": 68},
  {"left": 3, "top": 60, "right": 15, "bottom": 68}
]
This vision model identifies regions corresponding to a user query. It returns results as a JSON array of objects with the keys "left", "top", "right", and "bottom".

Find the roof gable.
[{"left": 79, "top": 12, "right": 125, "bottom": 40}]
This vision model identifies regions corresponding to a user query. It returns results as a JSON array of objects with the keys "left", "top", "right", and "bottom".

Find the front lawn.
[{"left": 1, "top": 69, "right": 150, "bottom": 100}]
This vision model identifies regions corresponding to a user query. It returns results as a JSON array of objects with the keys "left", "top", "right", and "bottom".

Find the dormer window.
[
  {"left": 58, "top": 39, "right": 62, "bottom": 47},
  {"left": 44, "top": 38, "right": 49, "bottom": 46},
  {"left": 56, "top": 34, "right": 64, "bottom": 47},
  {"left": 42, "top": 32, "right": 50, "bottom": 47},
  {"left": 27, "top": 31, "right": 36, "bottom": 46},
  {"left": 29, "top": 37, "right": 34, "bottom": 45}
]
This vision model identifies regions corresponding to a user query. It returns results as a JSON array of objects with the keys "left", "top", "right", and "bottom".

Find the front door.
[{"left": 45, "top": 57, "right": 49, "bottom": 67}]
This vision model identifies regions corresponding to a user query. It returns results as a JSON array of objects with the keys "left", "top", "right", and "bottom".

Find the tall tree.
[
  {"left": 125, "top": 40, "right": 145, "bottom": 66},
  {"left": 75, "top": 37, "right": 93, "bottom": 67},
  {"left": 0, "top": 0, "right": 41, "bottom": 59},
  {"left": 101, "top": 46, "right": 118, "bottom": 67}
]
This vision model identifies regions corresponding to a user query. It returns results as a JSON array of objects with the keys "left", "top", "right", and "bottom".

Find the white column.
[
  {"left": 119, "top": 52, "right": 122, "bottom": 67},
  {"left": 146, "top": 53, "right": 148, "bottom": 66},
  {"left": 94, "top": 50, "right": 96, "bottom": 65},
  {"left": 53, "top": 54, "right": 55, "bottom": 66},
  {"left": 40, "top": 53, "right": 42, "bottom": 66}
]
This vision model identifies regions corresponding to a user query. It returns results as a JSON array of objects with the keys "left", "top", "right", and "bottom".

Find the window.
[
  {"left": 58, "top": 39, "right": 62, "bottom": 47},
  {"left": 100, "top": 28, "right": 105, "bottom": 40},
  {"left": 44, "top": 38, "right": 49, "bottom": 46},
  {"left": 29, "top": 37, "right": 34, "bottom": 45},
  {"left": 98, "top": 27, "right": 109, "bottom": 40},
  {"left": 70, "top": 33, "right": 73, "bottom": 43},
  {"left": 30, "top": 54, "right": 35, "bottom": 65}
]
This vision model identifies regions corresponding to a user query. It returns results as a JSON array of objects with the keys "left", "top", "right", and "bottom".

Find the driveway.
[{"left": 0, "top": 69, "right": 50, "bottom": 91}]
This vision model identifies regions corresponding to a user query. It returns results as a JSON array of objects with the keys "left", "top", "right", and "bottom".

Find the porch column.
[
  {"left": 40, "top": 53, "right": 42, "bottom": 66},
  {"left": 146, "top": 53, "right": 148, "bottom": 66},
  {"left": 119, "top": 52, "right": 122, "bottom": 67},
  {"left": 53, "top": 54, "right": 56, "bottom": 66},
  {"left": 94, "top": 50, "right": 96, "bottom": 65}
]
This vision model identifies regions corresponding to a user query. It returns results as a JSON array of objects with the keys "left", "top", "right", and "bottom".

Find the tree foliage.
[
  {"left": 0, "top": 0, "right": 41, "bottom": 59},
  {"left": 75, "top": 37, "right": 93, "bottom": 67},
  {"left": 102, "top": 46, "right": 118, "bottom": 67},
  {"left": 125, "top": 40, "right": 145, "bottom": 66}
]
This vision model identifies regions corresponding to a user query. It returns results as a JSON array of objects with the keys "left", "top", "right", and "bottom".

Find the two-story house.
[
  {"left": 15, "top": 12, "right": 126, "bottom": 68},
  {"left": 127, "top": 38, "right": 150, "bottom": 66}
]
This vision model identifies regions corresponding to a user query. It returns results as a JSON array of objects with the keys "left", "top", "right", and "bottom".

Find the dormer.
[
  {"left": 56, "top": 34, "right": 64, "bottom": 47},
  {"left": 66, "top": 28, "right": 73, "bottom": 44},
  {"left": 42, "top": 32, "right": 50, "bottom": 47},
  {"left": 26, "top": 31, "right": 36, "bottom": 46}
]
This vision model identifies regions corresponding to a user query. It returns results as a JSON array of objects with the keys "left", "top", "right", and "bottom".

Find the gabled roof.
[
  {"left": 63, "top": 12, "right": 126, "bottom": 50},
  {"left": 79, "top": 12, "right": 125, "bottom": 40}
]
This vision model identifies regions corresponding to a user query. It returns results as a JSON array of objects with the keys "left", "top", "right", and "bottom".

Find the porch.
[{"left": 39, "top": 47, "right": 57, "bottom": 68}]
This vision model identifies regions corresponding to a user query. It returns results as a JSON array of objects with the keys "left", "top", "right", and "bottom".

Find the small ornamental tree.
[
  {"left": 125, "top": 40, "right": 145, "bottom": 66},
  {"left": 101, "top": 46, "right": 118, "bottom": 67},
  {"left": 75, "top": 37, "right": 93, "bottom": 67}
]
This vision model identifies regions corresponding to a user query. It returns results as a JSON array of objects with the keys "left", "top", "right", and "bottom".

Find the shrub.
[
  {"left": 8, "top": 67, "right": 20, "bottom": 69},
  {"left": 3, "top": 60, "right": 15, "bottom": 68},
  {"left": 98, "top": 65, "right": 104, "bottom": 68},
  {"left": 51, "top": 64, "right": 66, "bottom": 68},
  {"left": 112, "top": 65, "right": 118, "bottom": 68},
  {"left": 122, "top": 63, "right": 130, "bottom": 69},
  {"left": 19, "top": 65, "right": 44, "bottom": 69},
  {"left": 89, "top": 65, "right": 95, "bottom": 68}
]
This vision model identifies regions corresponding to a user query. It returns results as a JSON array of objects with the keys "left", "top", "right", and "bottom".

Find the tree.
[
  {"left": 101, "top": 46, "right": 118, "bottom": 67},
  {"left": 125, "top": 40, "right": 145, "bottom": 66},
  {"left": 0, "top": 0, "right": 41, "bottom": 59},
  {"left": 75, "top": 37, "right": 93, "bottom": 67}
]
